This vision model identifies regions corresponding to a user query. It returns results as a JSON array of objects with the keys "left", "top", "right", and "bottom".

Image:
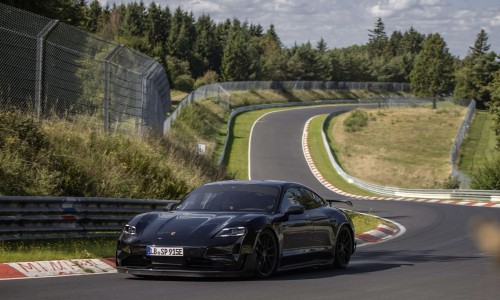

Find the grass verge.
[
  {"left": 457, "top": 110, "right": 500, "bottom": 175},
  {"left": 307, "top": 115, "right": 382, "bottom": 197},
  {"left": 0, "top": 238, "right": 117, "bottom": 263}
]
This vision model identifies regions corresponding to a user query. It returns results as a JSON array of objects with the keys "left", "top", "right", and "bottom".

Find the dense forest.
[{"left": 2, "top": 0, "right": 500, "bottom": 147}]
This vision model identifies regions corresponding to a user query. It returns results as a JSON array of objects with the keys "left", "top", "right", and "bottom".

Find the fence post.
[
  {"left": 34, "top": 20, "right": 58, "bottom": 119},
  {"left": 103, "top": 45, "right": 124, "bottom": 132},
  {"left": 141, "top": 62, "right": 161, "bottom": 136}
]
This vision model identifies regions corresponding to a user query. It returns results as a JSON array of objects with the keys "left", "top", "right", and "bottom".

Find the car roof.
[{"left": 202, "top": 180, "right": 305, "bottom": 190}]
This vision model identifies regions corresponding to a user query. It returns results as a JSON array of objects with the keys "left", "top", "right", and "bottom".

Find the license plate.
[{"left": 146, "top": 246, "right": 183, "bottom": 256}]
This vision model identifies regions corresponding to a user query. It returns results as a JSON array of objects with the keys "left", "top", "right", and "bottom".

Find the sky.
[{"left": 100, "top": 0, "right": 500, "bottom": 58}]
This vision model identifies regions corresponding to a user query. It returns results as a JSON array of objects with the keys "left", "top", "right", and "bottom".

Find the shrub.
[
  {"left": 343, "top": 109, "right": 369, "bottom": 132},
  {"left": 470, "top": 159, "right": 500, "bottom": 190},
  {"left": 194, "top": 70, "right": 219, "bottom": 89},
  {"left": 174, "top": 75, "right": 195, "bottom": 93},
  {"left": 442, "top": 175, "right": 460, "bottom": 189}
]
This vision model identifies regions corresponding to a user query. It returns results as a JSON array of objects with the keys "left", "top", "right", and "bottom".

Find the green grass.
[
  {"left": 345, "top": 210, "right": 384, "bottom": 234},
  {"left": 458, "top": 110, "right": 500, "bottom": 175},
  {"left": 307, "top": 115, "right": 382, "bottom": 197},
  {"left": 0, "top": 238, "right": 117, "bottom": 263}
]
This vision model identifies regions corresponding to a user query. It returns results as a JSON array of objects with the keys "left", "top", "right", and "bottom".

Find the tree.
[
  {"left": 486, "top": 70, "right": 500, "bottom": 148},
  {"left": 469, "top": 29, "right": 490, "bottom": 57},
  {"left": 285, "top": 42, "right": 320, "bottom": 80},
  {"left": 1, "top": 0, "right": 87, "bottom": 28},
  {"left": 221, "top": 30, "right": 252, "bottom": 81},
  {"left": 86, "top": 0, "right": 102, "bottom": 33},
  {"left": 264, "top": 24, "right": 281, "bottom": 47},
  {"left": 454, "top": 30, "right": 499, "bottom": 108},
  {"left": 316, "top": 37, "right": 328, "bottom": 53},
  {"left": 410, "top": 33, "right": 455, "bottom": 97},
  {"left": 259, "top": 34, "right": 287, "bottom": 80},
  {"left": 400, "top": 27, "right": 425, "bottom": 54},
  {"left": 192, "top": 14, "right": 220, "bottom": 78},
  {"left": 367, "top": 17, "right": 388, "bottom": 57}
]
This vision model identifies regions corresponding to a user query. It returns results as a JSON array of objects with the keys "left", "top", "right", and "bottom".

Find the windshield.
[{"left": 177, "top": 184, "right": 280, "bottom": 213}]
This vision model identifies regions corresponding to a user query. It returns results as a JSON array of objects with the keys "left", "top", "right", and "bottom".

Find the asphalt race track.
[{"left": 2, "top": 105, "right": 500, "bottom": 300}]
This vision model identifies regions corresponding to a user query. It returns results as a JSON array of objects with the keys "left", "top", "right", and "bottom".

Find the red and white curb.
[
  {"left": 0, "top": 258, "right": 116, "bottom": 280},
  {"left": 302, "top": 118, "right": 500, "bottom": 209},
  {"left": 355, "top": 221, "right": 406, "bottom": 247}
]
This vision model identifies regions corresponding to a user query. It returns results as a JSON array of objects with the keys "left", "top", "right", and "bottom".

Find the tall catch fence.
[
  {"left": 0, "top": 4, "right": 170, "bottom": 136},
  {"left": 218, "top": 81, "right": 411, "bottom": 92}
]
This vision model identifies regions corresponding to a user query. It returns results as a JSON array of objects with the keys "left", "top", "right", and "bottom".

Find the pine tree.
[
  {"left": 264, "top": 24, "right": 281, "bottom": 47},
  {"left": 410, "top": 33, "right": 455, "bottom": 97},
  {"left": 221, "top": 30, "right": 251, "bottom": 81},
  {"left": 487, "top": 70, "right": 500, "bottom": 148},
  {"left": 367, "top": 17, "right": 388, "bottom": 57},
  {"left": 193, "top": 14, "right": 220, "bottom": 77},
  {"left": 454, "top": 29, "right": 499, "bottom": 108},
  {"left": 86, "top": 0, "right": 102, "bottom": 33},
  {"left": 469, "top": 29, "right": 490, "bottom": 57},
  {"left": 316, "top": 37, "right": 327, "bottom": 52}
]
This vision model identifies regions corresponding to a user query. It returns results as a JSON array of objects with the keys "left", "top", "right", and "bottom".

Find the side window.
[
  {"left": 298, "top": 188, "right": 323, "bottom": 210},
  {"left": 279, "top": 188, "right": 301, "bottom": 213}
]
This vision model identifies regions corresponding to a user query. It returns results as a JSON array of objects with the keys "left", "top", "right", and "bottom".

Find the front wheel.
[
  {"left": 254, "top": 229, "right": 278, "bottom": 278},
  {"left": 333, "top": 226, "right": 353, "bottom": 268}
]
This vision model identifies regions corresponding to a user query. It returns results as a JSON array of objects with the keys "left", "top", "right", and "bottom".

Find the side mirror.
[
  {"left": 285, "top": 205, "right": 305, "bottom": 215},
  {"left": 163, "top": 200, "right": 181, "bottom": 211}
]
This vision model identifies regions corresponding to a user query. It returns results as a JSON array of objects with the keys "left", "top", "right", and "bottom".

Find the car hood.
[{"left": 135, "top": 211, "right": 261, "bottom": 242}]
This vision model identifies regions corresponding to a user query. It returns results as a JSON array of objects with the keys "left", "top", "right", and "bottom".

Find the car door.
[
  {"left": 278, "top": 187, "right": 313, "bottom": 267},
  {"left": 301, "top": 188, "right": 335, "bottom": 262}
]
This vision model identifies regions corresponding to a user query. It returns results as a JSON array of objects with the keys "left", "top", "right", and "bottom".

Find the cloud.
[{"left": 368, "top": 0, "right": 444, "bottom": 18}]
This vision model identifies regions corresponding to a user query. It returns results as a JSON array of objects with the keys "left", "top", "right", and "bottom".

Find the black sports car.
[{"left": 116, "top": 180, "right": 356, "bottom": 278}]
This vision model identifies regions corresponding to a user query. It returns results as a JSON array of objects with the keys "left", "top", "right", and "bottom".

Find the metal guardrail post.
[{"left": 34, "top": 20, "right": 58, "bottom": 119}]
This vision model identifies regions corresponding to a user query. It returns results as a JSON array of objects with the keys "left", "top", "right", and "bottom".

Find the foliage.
[
  {"left": 343, "top": 109, "right": 369, "bottom": 132},
  {"left": 470, "top": 158, "right": 500, "bottom": 190},
  {"left": 194, "top": 70, "right": 220, "bottom": 89},
  {"left": 174, "top": 74, "right": 195, "bottom": 92},
  {"left": 454, "top": 30, "right": 500, "bottom": 108},
  {"left": 441, "top": 175, "right": 460, "bottom": 189},
  {"left": 0, "top": 110, "right": 230, "bottom": 198},
  {"left": 487, "top": 70, "right": 500, "bottom": 148},
  {"left": 410, "top": 33, "right": 455, "bottom": 97}
]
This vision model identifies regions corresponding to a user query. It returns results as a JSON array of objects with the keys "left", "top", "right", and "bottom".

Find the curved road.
[{"left": 2, "top": 105, "right": 500, "bottom": 300}]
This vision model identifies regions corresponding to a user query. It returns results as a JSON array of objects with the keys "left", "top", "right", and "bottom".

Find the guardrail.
[
  {"left": 0, "top": 196, "right": 179, "bottom": 241},
  {"left": 320, "top": 111, "right": 500, "bottom": 202}
]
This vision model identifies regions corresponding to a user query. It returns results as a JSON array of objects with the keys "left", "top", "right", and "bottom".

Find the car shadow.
[{"left": 126, "top": 249, "right": 481, "bottom": 282}]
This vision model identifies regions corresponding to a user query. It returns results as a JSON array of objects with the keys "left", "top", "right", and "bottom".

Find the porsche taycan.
[{"left": 116, "top": 180, "right": 356, "bottom": 278}]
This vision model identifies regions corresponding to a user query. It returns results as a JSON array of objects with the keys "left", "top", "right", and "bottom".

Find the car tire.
[
  {"left": 254, "top": 229, "right": 278, "bottom": 278},
  {"left": 333, "top": 226, "right": 353, "bottom": 269}
]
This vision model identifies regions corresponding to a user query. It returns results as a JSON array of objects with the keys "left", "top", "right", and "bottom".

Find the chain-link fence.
[
  {"left": 451, "top": 100, "right": 475, "bottom": 188},
  {"left": 219, "top": 81, "right": 411, "bottom": 92},
  {"left": 0, "top": 4, "right": 170, "bottom": 136}
]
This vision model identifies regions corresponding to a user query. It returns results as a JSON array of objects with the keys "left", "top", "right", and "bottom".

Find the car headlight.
[
  {"left": 215, "top": 227, "right": 246, "bottom": 238},
  {"left": 123, "top": 224, "right": 137, "bottom": 235}
]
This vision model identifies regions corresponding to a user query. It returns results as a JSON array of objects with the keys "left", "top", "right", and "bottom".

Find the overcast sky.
[{"left": 101, "top": 0, "right": 500, "bottom": 58}]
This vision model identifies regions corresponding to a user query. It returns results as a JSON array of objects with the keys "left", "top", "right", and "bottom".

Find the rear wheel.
[
  {"left": 254, "top": 229, "right": 278, "bottom": 278},
  {"left": 333, "top": 226, "right": 353, "bottom": 268}
]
